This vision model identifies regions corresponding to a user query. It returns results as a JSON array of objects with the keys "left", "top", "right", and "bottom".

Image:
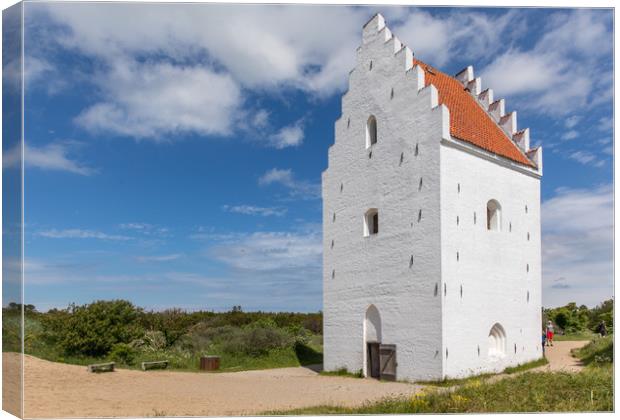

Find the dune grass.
[
  {"left": 572, "top": 335, "right": 613, "bottom": 366},
  {"left": 269, "top": 366, "right": 613, "bottom": 414},
  {"left": 503, "top": 357, "right": 548, "bottom": 374},
  {"left": 270, "top": 338, "right": 614, "bottom": 414},
  {"left": 554, "top": 331, "right": 598, "bottom": 341},
  {"left": 319, "top": 367, "right": 363, "bottom": 378}
]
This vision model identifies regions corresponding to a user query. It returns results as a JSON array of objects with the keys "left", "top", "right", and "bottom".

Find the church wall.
[
  {"left": 322, "top": 14, "right": 447, "bottom": 381},
  {"left": 440, "top": 142, "right": 543, "bottom": 378}
]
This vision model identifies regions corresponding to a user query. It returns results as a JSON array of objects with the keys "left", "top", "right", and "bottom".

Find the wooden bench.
[
  {"left": 87, "top": 362, "right": 115, "bottom": 373},
  {"left": 141, "top": 360, "right": 169, "bottom": 371}
]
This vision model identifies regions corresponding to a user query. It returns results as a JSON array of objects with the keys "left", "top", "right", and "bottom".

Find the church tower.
[{"left": 322, "top": 14, "right": 542, "bottom": 381}]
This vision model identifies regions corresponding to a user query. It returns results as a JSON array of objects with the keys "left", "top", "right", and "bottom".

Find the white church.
[{"left": 322, "top": 14, "right": 543, "bottom": 381}]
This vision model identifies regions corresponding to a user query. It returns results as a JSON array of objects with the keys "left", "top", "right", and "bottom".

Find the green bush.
[
  {"left": 108, "top": 343, "right": 136, "bottom": 365},
  {"left": 42, "top": 300, "right": 143, "bottom": 357}
]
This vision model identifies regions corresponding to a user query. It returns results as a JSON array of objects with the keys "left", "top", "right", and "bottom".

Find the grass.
[
  {"left": 268, "top": 366, "right": 613, "bottom": 414},
  {"left": 21, "top": 342, "right": 323, "bottom": 373},
  {"left": 503, "top": 357, "right": 548, "bottom": 374},
  {"left": 270, "top": 337, "right": 614, "bottom": 414},
  {"left": 416, "top": 372, "right": 494, "bottom": 388},
  {"left": 572, "top": 335, "right": 613, "bottom": 366},
  {"left": 554, "top": 331, "right": 598, "bottom": 341},
  {"left": 319, "top": 367, "right": 363, "bottom": 378}
]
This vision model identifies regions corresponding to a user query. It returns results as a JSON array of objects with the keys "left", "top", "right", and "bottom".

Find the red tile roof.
[{"left": 413, "top": 59, "right": 534, "bottom": 167}]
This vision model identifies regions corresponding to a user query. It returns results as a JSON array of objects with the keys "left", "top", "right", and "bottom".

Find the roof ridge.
[{"left": 412, "top": 57, "right": 536, "bottom": 168}]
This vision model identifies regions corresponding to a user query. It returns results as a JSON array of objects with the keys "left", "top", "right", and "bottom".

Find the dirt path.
[
  {"left": 532, "top": 340, "right": 589, "bottom": 373},
  {"left": 3, "top": 343, "right": 587, "bottom": 418},
  {"left": 3, "top": 353, "right": 421, "bottom": 418}
]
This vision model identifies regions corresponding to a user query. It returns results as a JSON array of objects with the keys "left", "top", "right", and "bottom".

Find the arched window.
[
  {"left": 487, "top": 199, "right": 502, "bottom": 231},
  {"left": 366, "top": 115, "right": 377, "bottom": 148},
  {"left": 488, "top": 323, "right": 506, "bottom": 357},
  {"left": 364, "top": 208, "right": 379, "bottom": 237}
]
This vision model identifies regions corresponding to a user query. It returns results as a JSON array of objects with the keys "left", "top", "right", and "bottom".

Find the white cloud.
[
  {"left": 568, "top": 151, "right": 604, "bottom": 167},
  {"left": 223, "top": 205, "right": 287, "bottom": 217},
  {"left": 268, "top": 120, "right": 304, "bottom": 149},
  {"left": 3, "top": 141, "right": 95, "bottom": 175},
  {"left": 37, "top": 229, "right": 132, "bottom": 241},
  {"left": 210, "top": 230, "right": 321, "bottom": 272},
  {"left": 598, "top": 116, "right": 613, "bottom": 132},
  {"left": 258, "top": 168, "right": 320, "bottom": 199},
  {"left": 33, "top": 3, "right": 368, "bottom": 94},
  {"left": 481, "top": 10, "right": 611, "bottom": 116},
  {"left": 391, "top": 9, "right": 520, "bottom": 67},
  {"left": 119, "top": 222, "right": 170, "bottom": 237},
  {"left": 135, "top": 254, "right": 182, "bottom": 263},
  {"left": 565, "top": 116, "right": 581, "bottom": 129},
  {"left": 561, "top": 130, "right": 578, "bottom": 141},
  {"left": 541, "top": 185, "right": 613, "bottom": 307},
  {"left": 74, "top": 60, "right": 242, "bottom": 139}
]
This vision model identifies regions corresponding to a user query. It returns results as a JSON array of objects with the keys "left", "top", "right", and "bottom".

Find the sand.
[
  {"left": 4, "top": 354, "right": 420, "bottom": 418},
  {"left": 2, "top": 341, "right": 589, "bottom": 418},
  {"left": 532, "top": 340, "right": 589, "bottom": 373}
]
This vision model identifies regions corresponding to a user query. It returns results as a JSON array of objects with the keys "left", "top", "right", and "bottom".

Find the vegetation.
[
  {"left": 269, "top": 367, "right": 612, "bottom": 414},
  {"left": 416, "top": 372, "right": 494, "bottom": 388},
  {"left": 544, "top": 299, "right": 613, "bottom": 335},
  {"left": 272, "top": 328, "right": 613, "bottom": 414},
  {"left": 320, "top": 367, "right": 363, "bottom": 378},
  {"left": 503, "top": 357, "right": 548, "bottom": 374},
  {"left": 2, "top": 300, "right": 323, "bottom": 372},
  {"left": 572, "top": 335, "right": 613, "bottom": 366}
]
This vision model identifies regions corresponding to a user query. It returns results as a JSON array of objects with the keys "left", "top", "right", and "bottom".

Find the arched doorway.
[
  {"left": 364, "top": 305, "right": 382, "bottom": 378},
  {"left": 488, "top": 323, "right": 507, "bottom": 357}
]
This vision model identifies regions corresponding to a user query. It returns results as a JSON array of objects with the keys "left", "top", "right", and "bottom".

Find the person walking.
[
  {"left": 541, "top": 330, "right": 547, "bottom": 356},
  {"left": 597, "top": 320, "right": 607, "bottom": 337},
  {"left": 546, "top": 320, "right": 554, "bottom": 346}
]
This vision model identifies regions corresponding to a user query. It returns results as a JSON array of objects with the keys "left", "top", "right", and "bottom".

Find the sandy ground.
[
  {"left": 3, "top": 353, "right": 421, "bottom": 418},
  {"left": 2, "top": 341, "right": 588, "bottom": 418},
  {"left": 532, "top": 340, "right": 588, "bottom": 373}
]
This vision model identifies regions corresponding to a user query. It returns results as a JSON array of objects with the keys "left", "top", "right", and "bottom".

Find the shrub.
[
  {"left": 108, "top": 343, "right": 136, "bottom": 365},
  {"left": 221, "top": 324, "right": 294, "bottom": 356},
  {"left": 42, "top": 300, "right": 143, "bottom": 357}
]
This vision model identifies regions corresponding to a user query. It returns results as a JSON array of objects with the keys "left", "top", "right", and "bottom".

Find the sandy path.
[
  {"left": 3, "top": 343, "right": 587, "bottom": 418},
  {"left": 4, "top": 354, "right": 421, "bottom": 418},
  {"left": 532, "top": 340, "right": 588, "bottom": 373}
]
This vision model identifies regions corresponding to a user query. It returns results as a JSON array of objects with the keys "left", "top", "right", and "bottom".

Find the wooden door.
[
  {"left": 379, "top": 344, "right": 397, "bottom": 381},
  {"left": 367, "top": 342, "right": 380, "bottom": 378}
]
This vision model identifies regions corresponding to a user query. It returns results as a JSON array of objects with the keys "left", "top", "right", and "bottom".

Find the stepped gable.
[{"left": 412, "top": 58, "right": 534, "bottom": 167}]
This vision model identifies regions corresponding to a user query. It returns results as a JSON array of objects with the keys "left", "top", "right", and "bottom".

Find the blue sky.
[{"left": 11, "top": 3, "right": 613, "bottom": 311}]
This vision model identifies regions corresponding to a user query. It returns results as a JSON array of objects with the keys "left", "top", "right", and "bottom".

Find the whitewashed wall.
[
  {"left": 323, "top": 14, "right": 543, "bottom": 382},
  {"left": 323, "top": 14, "right": 447, "bottom": 381},
  {"left": 440, "top": 141, "right": 542, "bottom": 378}
]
